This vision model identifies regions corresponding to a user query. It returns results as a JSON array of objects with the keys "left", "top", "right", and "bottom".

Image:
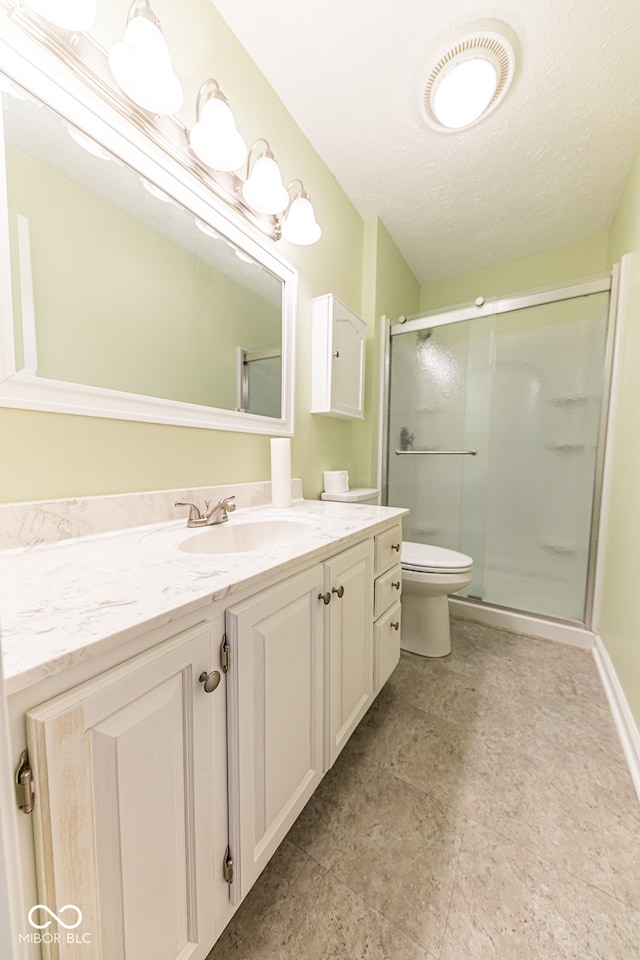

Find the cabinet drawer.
[
  {"left": 374, "top": 601, "right": 401, "bottom": 692},
  {"left": 374, "top": 563, "right": 402, "bottom": 619},
  {"left": 374, "top": 524, "right": 403, "bottom": 575}
]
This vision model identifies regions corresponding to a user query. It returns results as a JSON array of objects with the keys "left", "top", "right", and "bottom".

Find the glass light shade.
[
  {"left": 189, "top": 97, "right": 247, "bottom": 172},
  {"left": 109, "top": 16, "right": 183, "bottom": 115},
  {"left": 282, "top": 195, "right": 322, "bottom": 245},
  {"left": 241, "top": 154, "right": 289, "bottom": 215},
  {"left": 433, "top": 57, "right": 498, "bottom": 129},
  {"left": 23, "top": 0, "right": 96, "bottom": 31}
]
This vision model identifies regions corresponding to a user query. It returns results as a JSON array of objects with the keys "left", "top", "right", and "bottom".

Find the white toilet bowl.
[{"left": 401, "top": 542, "right": 473, "bottom": 657}]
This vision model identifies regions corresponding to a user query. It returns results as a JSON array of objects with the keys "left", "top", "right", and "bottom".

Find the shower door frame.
[{"left": 380, "top": 271, "right": 619, "bottom": 631}]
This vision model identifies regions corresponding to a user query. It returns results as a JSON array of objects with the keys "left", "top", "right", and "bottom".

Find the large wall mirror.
[{"left": 0, "top": 43, "right": 297, "bottom": 435}]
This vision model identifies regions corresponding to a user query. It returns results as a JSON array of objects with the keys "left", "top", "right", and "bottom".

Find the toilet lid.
[{"left": 402, "top": 541, "right": 473, "bottom": 573}]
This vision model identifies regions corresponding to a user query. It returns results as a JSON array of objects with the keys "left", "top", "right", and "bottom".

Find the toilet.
[
  {"left": 319, "top": 486, "right": 473, "bottom": 658},
  {"left": 401, "top": 542, "right": 473, "bottom": 657}
]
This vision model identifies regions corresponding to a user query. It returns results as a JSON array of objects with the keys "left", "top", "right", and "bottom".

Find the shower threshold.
[{"left": 449, "top": 596, "right": 594, "bottom": 650}]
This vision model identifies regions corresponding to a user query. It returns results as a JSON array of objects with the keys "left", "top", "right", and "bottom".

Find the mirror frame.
[{"left": 0, "top": 34, "right": 297, "bottom": 436}]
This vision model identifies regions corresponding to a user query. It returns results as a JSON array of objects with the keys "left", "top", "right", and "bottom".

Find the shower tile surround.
[{"left": 0, "top": 480, "right": 406, "bottom": 694}]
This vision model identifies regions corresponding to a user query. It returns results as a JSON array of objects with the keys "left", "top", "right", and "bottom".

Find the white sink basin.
[{"left": 178, "top": 518, "right": 315, "bottom": 555}]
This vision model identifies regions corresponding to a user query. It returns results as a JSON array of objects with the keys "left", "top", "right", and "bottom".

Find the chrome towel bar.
[{"left": 394, "top": 449, "right": 477, "bottom": 456}]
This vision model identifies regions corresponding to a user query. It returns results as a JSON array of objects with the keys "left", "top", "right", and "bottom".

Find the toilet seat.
[{"left": 401, "top": 541, "right": 473, "bottom": 574}]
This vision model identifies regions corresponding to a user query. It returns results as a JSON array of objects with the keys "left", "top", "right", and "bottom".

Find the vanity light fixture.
[
  {"left": 64, "top": 122, "right": 112, "bottom": 160},
  {"left": 189, "top": 79, "right": 247, "bottom": 173},
  {"left": 108, "top": 0, "right": 183, "bottom": 116},
  {"left": 241, "top": 140, "right": 290, "bottom": 215},
  {"left": 420, "top": 21, "right": 517, "bottom": 132},
  {"left": 194, "top": 218, "right": 221, "bottom": 240},
  {"left": 4, "top": 0, "right": 322, "bottom": 244},
  {"left": 139, "top": 177, "right": 173, "bottom": 203},
  {"left": 22, "top": 0, "right": 96, "bottom": 31},
  {"left": 280, "top": 180, "right": 322, "bottom": 245}
]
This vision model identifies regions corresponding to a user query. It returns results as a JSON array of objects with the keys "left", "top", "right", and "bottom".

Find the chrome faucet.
[
  {"left": 204, "top": 496, "right": 236, "bottom": 525},
  {"left": 175, "top": 496, "right": 236, "bottom": 527}
]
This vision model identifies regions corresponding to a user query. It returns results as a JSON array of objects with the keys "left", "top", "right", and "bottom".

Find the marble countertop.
[{"left": 0, "top": 499, "right": 407, "bottom": 696}]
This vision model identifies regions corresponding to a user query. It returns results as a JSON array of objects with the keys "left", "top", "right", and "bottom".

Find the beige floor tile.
[
  {"left": 208, "top": 839, "right": 435, "bottom": 960},
  {"left": 290, "top": 760, "right": 465, "bottom": 954},
  {"left": 439, "top": 819, "right": 640, "bottom": 960}
]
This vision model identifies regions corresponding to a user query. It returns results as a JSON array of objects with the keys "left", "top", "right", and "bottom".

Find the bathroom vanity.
[{"left": 1, "top": 491, "right": 405, "bottom": 958}]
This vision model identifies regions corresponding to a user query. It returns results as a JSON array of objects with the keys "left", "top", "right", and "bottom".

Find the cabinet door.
[
  {"left": 26, "top": 621, "right": 221, "bottom": 960},
  {"left": 226, "top": 566, "right": 324, "bottom": 902},
  {"left": 311, "top": 295, "right": 366, "bottom": 419},
  {"left": 325, "top": 539, "right": 374, "bottom": 767},
  {"left": 331, "top": 302, "right": 365, "bottom": 417},
  {"left": 374, "top": 600, "right": 402, "bottom": 693}
]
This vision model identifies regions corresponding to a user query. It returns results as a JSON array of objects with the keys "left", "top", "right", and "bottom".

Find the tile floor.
[{"left": 209, "top": 617, "right": 640, "bottom": 959}]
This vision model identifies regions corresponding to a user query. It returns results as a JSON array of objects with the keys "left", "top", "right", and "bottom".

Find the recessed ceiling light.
[{"left": 420, "top": 22, "right": 517, "bottom": 132}]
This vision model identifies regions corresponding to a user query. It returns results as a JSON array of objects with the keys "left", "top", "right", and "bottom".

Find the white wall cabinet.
[
  {"left": 25, "top": 619, "right": 224, "bottom": 960},
  {"left": 311, "top": 294, "right": 366, "bottom": 419},
  {"left": 324, "top": 539, "right": 374, "bottom": 766}
]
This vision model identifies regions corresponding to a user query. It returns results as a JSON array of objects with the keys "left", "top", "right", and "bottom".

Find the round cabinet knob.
[
  {"left": 318, "top": 591, "right": 332, "bottom": 605},
  {"left": 391, "top": 581, "right": 401, "bottom": 590},
  {"left": 391, "top": 543, "right": 401, "bottom": 552},
  {"left": 332, "top": 585, "right": 345, "bottom": 598},
  {"left": 199, "top": 670, "right": 221, "bottom": 693},
  {"left": 391, "top": 621, "right": 400, "bottom": 631},
  {"left": 332, "top": 350, "right": 340, "bottom": 358}
]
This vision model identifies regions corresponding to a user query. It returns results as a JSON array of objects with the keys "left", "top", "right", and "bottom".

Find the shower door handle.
[{"left": 394, "top": 449, "right": 477, "bottom": 456}]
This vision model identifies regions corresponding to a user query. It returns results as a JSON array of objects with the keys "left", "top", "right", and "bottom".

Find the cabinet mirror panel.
[{"left": 0, "top": 65, "right": 296, "bottom": 434}]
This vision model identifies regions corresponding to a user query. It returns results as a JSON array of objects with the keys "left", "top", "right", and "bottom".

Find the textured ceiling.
[{"left": 211, "top": 0, "right": 640, "bottom": 285}]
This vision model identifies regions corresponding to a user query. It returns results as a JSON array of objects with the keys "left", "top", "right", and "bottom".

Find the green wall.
[
  {"left": 419, "top": 234, "right": 609, "bottom": 312},
  {"left": 597, "top": 143, "right": 640, "bottom": 725}
]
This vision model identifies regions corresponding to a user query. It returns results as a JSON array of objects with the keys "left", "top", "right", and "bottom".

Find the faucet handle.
[
  {"left": 220, "top": 496, "right": 236, "bottom": 512},
  {"left": 175, "top": 501, "right": 204, "bottom": 524}
]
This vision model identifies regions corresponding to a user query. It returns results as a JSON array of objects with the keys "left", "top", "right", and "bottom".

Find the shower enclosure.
[{"left": 383, "top": 277, "right": 615, "bottom": 625}]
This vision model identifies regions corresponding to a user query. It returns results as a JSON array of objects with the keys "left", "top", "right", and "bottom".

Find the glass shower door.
[
  {"left": 386, "top": 314, "right": 494, "bottom": 601},
  {"left": 386, "top": 287, "right": 610, "bottom": 623}
]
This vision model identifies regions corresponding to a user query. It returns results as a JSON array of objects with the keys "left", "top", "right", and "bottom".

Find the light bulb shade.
[
  {"left": 282, "top": 195, "right": 322, "bottom": 245},
  {"left": 433, "top": 57, "right": 498, "bottom": 129},
  {"left": 241, "top": 154, "right": 289, "bottom": 214},
  {"left": 189, "top": 97, "right": 247, "bottom": 172},
  {"left": 109, "top": 15, "right": 183, "bottom": 115},
  {"left": 23, "top": 0, "right": 97, "bottom": 30}
]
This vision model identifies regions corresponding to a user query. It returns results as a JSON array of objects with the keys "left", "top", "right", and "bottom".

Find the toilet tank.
[{"left": 320, "top": 488, "right": 380, "bottom": 504}]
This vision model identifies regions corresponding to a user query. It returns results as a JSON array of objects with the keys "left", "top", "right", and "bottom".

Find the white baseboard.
[
  {"left": 450, "top": 598, "right": 595, "bottom": 649},
  {"left": 593, "top": 635, "right": 640, "bottom": 805}
]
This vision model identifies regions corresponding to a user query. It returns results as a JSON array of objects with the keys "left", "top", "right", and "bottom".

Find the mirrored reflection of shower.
[
  {"left": 385, "top": 283, "right": 612, "bottom": 624},
  {"left": 238, "top": 346, "right": 281, "bottom": 418}
]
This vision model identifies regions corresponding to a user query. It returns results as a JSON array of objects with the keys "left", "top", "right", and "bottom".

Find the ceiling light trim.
[{"left": 421, "top": 27, "right": 516, "bottom": 132}]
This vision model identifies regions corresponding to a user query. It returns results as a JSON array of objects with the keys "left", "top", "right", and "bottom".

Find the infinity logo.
[{"left": 28, "top": 905, "right": 83, "bottom": 930}]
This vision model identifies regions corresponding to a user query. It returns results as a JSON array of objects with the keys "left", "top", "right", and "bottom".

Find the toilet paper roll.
[
  {"left": 271, "top": 438, "right": 292, "bottom": 507},
  {"left": 323, "top": 470, "right": 349, "bottom": 493}
]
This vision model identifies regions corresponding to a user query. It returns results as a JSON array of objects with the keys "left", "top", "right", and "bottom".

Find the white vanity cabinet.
[
  {"left": 324, "top": 539, "right": 374, "bottom": 766},
  {"left": 9, "top": 511, "right": 406, "bottom": 959},
  {"left": 225, "top": 565, "right": 325, "bottom": 902},
  {"left": 24, "top": 618, "right": 226, "bottom": 960},
  {"left": 311, "top": 294, "right": 366, "bottom": 419}
]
